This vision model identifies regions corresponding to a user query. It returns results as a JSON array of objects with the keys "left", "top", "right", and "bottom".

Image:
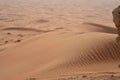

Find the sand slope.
[
  {"left": 0, "top": 26, "right": 120, "bottom": 80},
  {"left": 0, "top": 0, "right": 120, "bottom": 80}
]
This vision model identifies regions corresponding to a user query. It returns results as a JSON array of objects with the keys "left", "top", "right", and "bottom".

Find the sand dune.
[
  {"left": 0, "top": 0, "right": 120, "bottom": 80},
  {"left": 0, "top": 30, "right": 120, "bottom": 80}
]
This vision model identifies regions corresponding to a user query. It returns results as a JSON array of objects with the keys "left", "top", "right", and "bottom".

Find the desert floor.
[{"left": 0, "top": 0, "right": 120, "bottom": 80}]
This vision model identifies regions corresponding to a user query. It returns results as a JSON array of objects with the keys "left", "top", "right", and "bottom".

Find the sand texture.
[{"left": 0, "top": 0, "right": 120, "bottom": 80}]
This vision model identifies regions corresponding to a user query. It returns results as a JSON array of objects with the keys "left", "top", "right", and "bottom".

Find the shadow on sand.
[{"left": 82, "top": 22, "right": 117, "bottom": 34}]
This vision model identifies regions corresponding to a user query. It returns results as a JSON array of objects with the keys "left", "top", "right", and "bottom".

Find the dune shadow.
[
  {"left": 31, "top": 19, "right": 49, "bottom": 24},
  {"left": 2, "top": 27, "right": 64, "bottom": 33},
  {"left": 36, "top": 19, "right": 49, "bottom": 23},
  {"left": 0, "top": 17, "right": 20, "bottom": 22},
  {"left": 82, "top": 22, "right": 117, "bottom": 34},
  {"left": 2, "top": 27, "right": 50, "bottom": 32}
]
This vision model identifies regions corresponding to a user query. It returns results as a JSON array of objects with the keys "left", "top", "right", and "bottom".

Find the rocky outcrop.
[
  {"left": 112, "top": 5, "right": 120, "bottom": 43},
  {"left": 112, "top": 5, "right": 120, "bottom": 35}
]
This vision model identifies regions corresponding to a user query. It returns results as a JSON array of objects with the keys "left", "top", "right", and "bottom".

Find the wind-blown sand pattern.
[{"left": 0, "top": 0, "right": 120, "bottom": 80}]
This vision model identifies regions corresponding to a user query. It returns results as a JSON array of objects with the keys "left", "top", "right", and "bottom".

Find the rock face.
[{"left": 112, "top": 5, "right": 120, "bottom": 36}]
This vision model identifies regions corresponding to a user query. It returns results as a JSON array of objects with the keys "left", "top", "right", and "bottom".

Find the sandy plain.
[{"left": 0, "top": 0, "right": 120, "bottom": 80}]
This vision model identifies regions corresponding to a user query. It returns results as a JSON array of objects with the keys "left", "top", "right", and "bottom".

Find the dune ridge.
[
  {"left": 2, "top": 27, "right": 64, "bottom": 32},
  {"left": 2, "top": 27, "right": 52, "bottom": 32},
  {"left": 65, "top": 40, "right": 120, "bottom": 67}
]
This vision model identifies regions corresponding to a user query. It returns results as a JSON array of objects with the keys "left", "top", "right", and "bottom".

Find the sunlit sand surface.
[{"left": 0, "top": 0, "right": 120, "bottom": 80}]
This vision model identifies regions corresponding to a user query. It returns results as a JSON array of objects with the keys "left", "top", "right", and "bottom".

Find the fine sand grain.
[{"left": 0, "top": 0, "right": 120, "bottom": 80}]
